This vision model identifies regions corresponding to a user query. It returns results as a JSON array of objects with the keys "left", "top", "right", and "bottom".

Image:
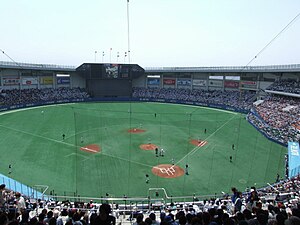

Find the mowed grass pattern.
[{"left": 0, "top": 102, "right": 286, "bottom": 198}]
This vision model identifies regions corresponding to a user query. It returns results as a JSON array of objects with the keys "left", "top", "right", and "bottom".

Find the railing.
[
  {"left": 0, "top": 172, "right": 225, "bottom": 206},
  {"left": 36, "top": 188, "right": 225, "bottom": 209}
]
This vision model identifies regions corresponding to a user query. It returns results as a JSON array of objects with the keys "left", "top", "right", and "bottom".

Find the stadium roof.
[
  {"left": 0, "top": 61, "right": 76, "bottom": 72},
  {"left": 1, "top": 61, "right": 300, "bottom": 73},
  {"left": 145, "top": 64, "right": 300, "bottom": 73}
]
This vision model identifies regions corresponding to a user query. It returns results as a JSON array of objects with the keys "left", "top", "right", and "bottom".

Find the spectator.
[{"left": 0, "top": 184, "right": 6, "bottom": 211}]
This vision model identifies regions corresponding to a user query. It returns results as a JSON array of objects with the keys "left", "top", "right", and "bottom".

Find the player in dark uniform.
[
  {"left": 8, "top": 164, "right": 12, "bottom": 174},
  {"left": 185, "top": 164, "right": 189, "bottom": 175}
]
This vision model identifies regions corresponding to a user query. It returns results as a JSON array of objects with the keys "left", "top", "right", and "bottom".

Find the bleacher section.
[
  {"left": 266, "top": 80, "right": 300, "bottom": 95},
  {"left": 132, "top": 88, "right": 256, "bottom": 111},
  {"left": 0, "top": 88, "right": 90, "bottom": 107}
]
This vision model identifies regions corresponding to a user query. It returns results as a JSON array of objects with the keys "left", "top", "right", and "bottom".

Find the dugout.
[{"left": 76, "top": 63, "right": 144, "bottom": 98}]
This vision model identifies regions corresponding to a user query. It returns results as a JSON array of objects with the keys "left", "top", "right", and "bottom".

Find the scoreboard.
[
  {"left": 76, "top": 63, "right": 144, "bottom": 80},
  {"left": 76, "top": 63, "right": 144, "bottom": 97}
]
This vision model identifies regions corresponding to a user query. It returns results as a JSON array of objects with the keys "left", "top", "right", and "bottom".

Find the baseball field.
[{"left": 0, "top": 102, "right": 286, "bottom": 199}]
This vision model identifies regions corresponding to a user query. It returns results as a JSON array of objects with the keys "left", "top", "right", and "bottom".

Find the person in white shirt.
[{"left": 15, "top": 192, "right": 26, "bottom": 213}]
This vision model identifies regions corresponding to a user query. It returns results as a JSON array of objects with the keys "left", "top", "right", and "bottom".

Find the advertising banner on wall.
[
  {"left": 192, "top": 79, "right": 206, "bottom": 86},
  {"left": 177, "top": 79, "right": 191, "bottom": 86},
  {"left": 163, "top": 79, "right": 176, "bottom": 85},
  {"left": 40, "top": 76, "right": 53, "bottom": 85},
  {"left": 22, "top": 77, "right": 38, "bottom": 85},
  {"left": 147, "top": 78, "right": 160, "bottom": 85},
  {"left": 57, "top": 77, "right": 70, "bottom": 84},
  {"left": 208, "top": 80, "right": 223, "bottom": 87},
  {"left": 2, "top": 78, "right": 20, "bottom": 86},
  {"left": 288, "top": 142, "right": 300, "bottom": 178},
  {"left": 224, "top": 80, "right": 239, "bottom": 88},
  {"left": 240, "top": 81, "right": 257, "bottom": 89}
]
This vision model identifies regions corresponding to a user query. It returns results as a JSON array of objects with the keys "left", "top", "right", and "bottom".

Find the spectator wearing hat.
[{"left": 246, "top": 187, "right": 259, "bottom": 212}]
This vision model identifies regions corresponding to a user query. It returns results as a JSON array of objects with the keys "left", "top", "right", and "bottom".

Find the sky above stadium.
[{"left": 0, "top": 0, "right": 299, "bottom": 68}]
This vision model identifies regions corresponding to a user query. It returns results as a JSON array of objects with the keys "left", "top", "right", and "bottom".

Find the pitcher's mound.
[
  {"left": 152, "top": 164, "right": 184, "bottom": 178},
  {"left": 127, "top": 128, "right": 146, "bottom": 133},
  {"left": 80, "top": 144, "right": 101, "bottom": 153},
  {"left": 140, "top": 144, "right": 158, "bottom": 150},
  {"left": 190, "top": 139, "right": 208, "bottom": 147}
]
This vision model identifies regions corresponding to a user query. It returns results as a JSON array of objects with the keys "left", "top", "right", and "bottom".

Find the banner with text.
[
  {"left": 40, "top": 76, "right": 53, "bottom": 85},
  {"left": 240, "top": 81, "right": 257, "bottom": 89},
  {"left": 147, "top": 78, "right": 160, "bottom": 85},
  {"left": 192, "top": 79, "right": 207, "bottom": 86},
  {"left": 177, "top": 79, "right": 191, "bottom": 86},
  {"left": 224, "top": 80, "right": 239, "bottom": 88},
  {"left": 288, "top": 142, "right": 300, "bottom": 178},
  {"left": 3, "top": 78, "right": 20, "bottom": 86},
  {"left": 209, "top": 79, "right": 223, "bottom": 87},
  {"left": 22, "top": 77, "right": 38, "bottom": 85},
  {"left": 163, "top": 79, "right": 176, "bottom": 85},
  {"left": 57, "top": 77, "right": 70, "bottom": 84}
]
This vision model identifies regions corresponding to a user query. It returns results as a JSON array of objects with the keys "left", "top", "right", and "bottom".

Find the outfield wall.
[{"left": 0, "top": 97, "right": 249, "bottom": 113}]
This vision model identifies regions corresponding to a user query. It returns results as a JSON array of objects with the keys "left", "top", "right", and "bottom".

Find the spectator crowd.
[
  {"left": 1, "top": 175, "right": 300, "bottom": 225},
  {"left": 247, "top": 95, "right": 300, "bottom": 145},
  {"left": 132, "top": 86, "right": 299, "bottom": 145},
  {"left": 0, "top": 88, "right": 90, "bottom": 107},
  {"left": 132, "top": 88, "right": 256, "bottom": 111},
  {"left": 266, "top": 80, "right": 300, "bottom": 95}
]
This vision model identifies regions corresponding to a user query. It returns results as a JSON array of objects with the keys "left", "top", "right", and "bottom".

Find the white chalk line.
[
  {"left": 175, "top": 114, "right": 238, "bottom": 166},
  {"left": 0, "top": 123, "right": 153, "bottom": 168}
]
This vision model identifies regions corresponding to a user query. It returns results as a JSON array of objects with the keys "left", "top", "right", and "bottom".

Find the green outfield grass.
[{"left": 0, "top": 102, "right": 287, "bottom": 198}]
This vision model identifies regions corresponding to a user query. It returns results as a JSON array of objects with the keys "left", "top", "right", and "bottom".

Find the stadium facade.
[{"left": 0, "top": 61, "right": 299, "bottom": 97}]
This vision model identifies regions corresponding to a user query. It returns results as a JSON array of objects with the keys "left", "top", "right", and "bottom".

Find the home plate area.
[{"left": 152, "top": 164, "right": 184, "bottom": 178}]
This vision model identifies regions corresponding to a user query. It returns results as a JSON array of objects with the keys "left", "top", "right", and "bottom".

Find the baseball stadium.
[
  {"left": 0, "top": 62, "right": 299, "bottom": 203},
  {"left": 1, "top": 1, "right": 300, "bottom": 224}
]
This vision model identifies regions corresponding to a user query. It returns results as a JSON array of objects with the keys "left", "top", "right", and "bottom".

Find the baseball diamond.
[{"left": 0, "top": 102, "right": 286, "bottom": 198}]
